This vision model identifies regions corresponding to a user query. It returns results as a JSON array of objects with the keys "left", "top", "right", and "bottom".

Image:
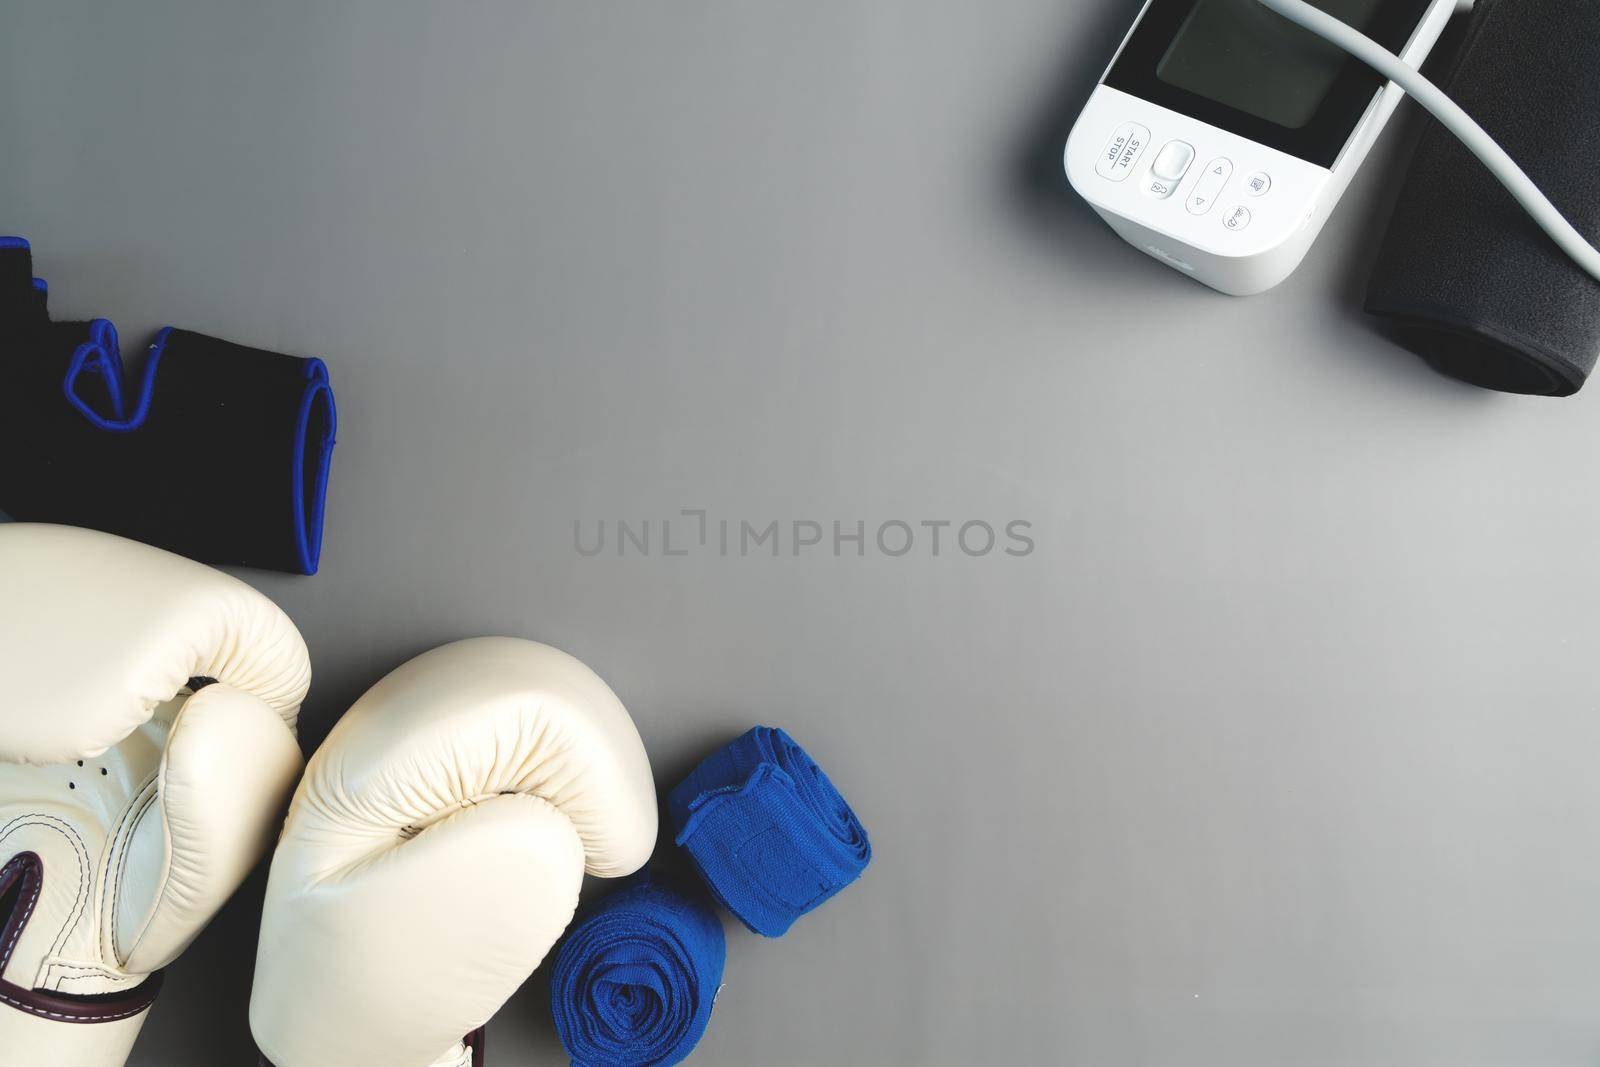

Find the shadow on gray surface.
[
  {"left": 1004, "top": 1, "right": 1145, "bottom": 250},
  {"left": 127, "top": 867, "right": 269, "bottom": 1066}
]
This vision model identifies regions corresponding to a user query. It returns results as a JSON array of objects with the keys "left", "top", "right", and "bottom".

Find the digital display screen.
[{"left": 1156, "top": 0, "right": 1385, "bottom": 129}]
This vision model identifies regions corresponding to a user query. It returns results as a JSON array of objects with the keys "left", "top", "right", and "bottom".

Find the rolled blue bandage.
[
  {"left": 551, "top": 883, "right": 725, "bottom": 1067},
  {"left": 667, "top": 726, "right": 871, "bottom": 937}
]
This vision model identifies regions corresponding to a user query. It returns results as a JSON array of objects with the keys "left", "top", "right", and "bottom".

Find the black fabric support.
[
  {"left": 0, "top": 239, "right": 337, "bottom": 573},
  {"left": 1365, "top": 0, "right": 1600, "bottom": 396}
]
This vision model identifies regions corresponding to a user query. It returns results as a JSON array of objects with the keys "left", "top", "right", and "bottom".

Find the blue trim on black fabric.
[
  {"left": 63, "top": 326, "right": 171, "bottom": 433},
  {"left": 30, "top": 278, "right": 46, "bottom": 293},
  {"left": 88, "top": 319, "right": 125, "bottom": 419},
  {"left": 291, "top": 358, "right": 337, "bottom": 575},
  {"left": 61, "top": 319, "right": 131, "bottom": 425},
  {"left": 0, "top": 236, "right": 30, "bottom": 250}
]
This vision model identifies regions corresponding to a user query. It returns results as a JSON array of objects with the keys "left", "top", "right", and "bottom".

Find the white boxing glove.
[
  {"left": 250, "top": 636, "right": 658, "bottom": 1067},
  {"left": 0, "top": 523, "right": 310, "bottom": 1067}
]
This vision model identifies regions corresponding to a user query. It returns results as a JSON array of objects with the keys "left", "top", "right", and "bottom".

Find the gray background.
[{"left": 4, "top": 1, "right": 1599, "bottom": 1065}]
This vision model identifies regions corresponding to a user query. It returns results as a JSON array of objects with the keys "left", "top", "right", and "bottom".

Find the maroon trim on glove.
[
  {"left": 0, "top": 851, "right": 164, "bottom": 1024},
  {"left": 0, "top": 852, "right": 43, "bottom": 975},
  {"left": 0, "top": 970, "right": 163, "bottom": 1024}
]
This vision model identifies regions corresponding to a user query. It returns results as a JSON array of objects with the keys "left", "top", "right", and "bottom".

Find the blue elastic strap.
[
  {"left": 62, "top": 325, "right": 169, "bottom": 432},
  {"left": 60, "top": 319, "right": 127, "bottom": 423},
  {"left": 291, "top": 358, "right": 337, "bottom": 575},
  {"left": 550, "top": 880, "right": 725, "bottom": 1067},
  {"left": 668, "top": 726, "right": 871, "bottom": 937}
]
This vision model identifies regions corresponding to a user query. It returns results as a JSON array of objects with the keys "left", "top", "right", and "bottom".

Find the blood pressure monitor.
[{"left": 1065, "top": 0, "right": 1459, "bottom": 295}]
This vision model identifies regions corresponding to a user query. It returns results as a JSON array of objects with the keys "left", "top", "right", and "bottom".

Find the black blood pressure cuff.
[
  {"left": 0, "top": 237, "right": 337, "bottom": 573},
  {"left": 1365, "top": 0, "right": 1600, "bottom": 396}
]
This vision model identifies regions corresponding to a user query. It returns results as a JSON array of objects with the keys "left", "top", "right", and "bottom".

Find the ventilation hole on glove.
[
  {"left": 101, "top": 768, "right": 108, "bottom": 776},
  {"left": 76, "top": 761, "right": 83, "bottom": 767},
  {"left": 68, "top": 783, "right": 75, "bottom": 790}
]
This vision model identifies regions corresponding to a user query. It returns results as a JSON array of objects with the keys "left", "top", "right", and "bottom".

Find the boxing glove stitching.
[
  {"left": 0, "top": 982, "right": 157, "bottom": 1022},
  {"left": 0, "top": 820, "right": 163, "bottom": 1019},
  {"left": 103, "top": 786, "right": 160, "bottom": 967},
  {"left": 100, "top": 775, "right": 160, "bottom": 945},
  {"left": 0, "top": 814, "right": 91, "bottom": 965}
]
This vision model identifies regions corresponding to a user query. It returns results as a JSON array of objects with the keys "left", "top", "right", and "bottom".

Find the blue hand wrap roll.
[
  {"left": 667, "top": 727, "right": 871, "bottom": 938},
  {"left": 550, "top": 883, "right": 725, "bottom": 1067}
]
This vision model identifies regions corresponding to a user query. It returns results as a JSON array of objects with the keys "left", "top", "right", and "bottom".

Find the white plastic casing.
[{"left": 1063, "top": 0, "right": 1457, "bottom": 295}]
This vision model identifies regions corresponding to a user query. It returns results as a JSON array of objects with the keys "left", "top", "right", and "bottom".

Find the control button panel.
[
  {"left": 1144, "top": 140, "right": 1194, "bottom": 199},
  {"left": 1086, "top": 116, "right": 1282, "bottom": 234},
  {"left": 1096, "top": 123, "right": 1150, "bottom": 182},
  {"left": 1186, "top": 157, "right": 1232, "bottom": 216}
]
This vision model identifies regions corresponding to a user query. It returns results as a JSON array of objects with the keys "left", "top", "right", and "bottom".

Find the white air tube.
[{"left": 1255, "top": 0, "right": 1600, "bottom": 284}]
